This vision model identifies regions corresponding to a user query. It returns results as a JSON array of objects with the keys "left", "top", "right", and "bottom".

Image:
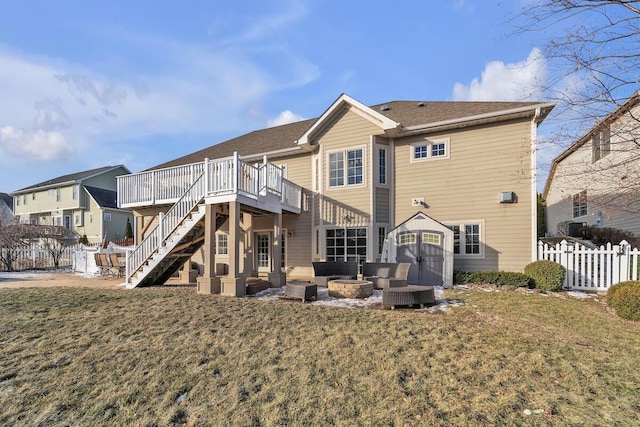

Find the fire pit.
[{"left": 328, "top": 279, "right": 373, "bottom": 299}]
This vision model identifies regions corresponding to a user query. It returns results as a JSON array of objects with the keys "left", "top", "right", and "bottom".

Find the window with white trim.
[
  {"left": 592, "top": 127, "right": 611, "bottom": 162},
  {"left": 328, "top": 148, "right": 364, "bottom": 187},
  {"left": 104, "top": 213, "right": 112, "bottom": 222},
  {"left": 217, "top": 234, "right": 228, "bottom": 255},
  {"left": 72, "top": 185, "right": 78, "bottom": 200},
  {"left": 447, "top": 222, "right": 482, "bottom": 256},
  {"left": 422, "top": 232, "right": 441, "bottom": 245},
  {"left": 399, "top": 233, "right": 417, "bottom": 245},
  {"left": 326, "top": 228, "right": 367, "bottom": 265},
  {"left": 572, "top": 190, "right": 587, "bottom": 218},
  {"left": 56, "top": 187, "right": 61, "bottom": 202},
  {"left": 410, "top": 138, "right": 450, "bottom": 162},
  {"left": 378, "top": 148, "right": 387, "bottom": 184}
]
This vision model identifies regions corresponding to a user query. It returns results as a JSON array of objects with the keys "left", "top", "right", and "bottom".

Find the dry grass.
[{"left": 1, "top": 286, "right": 639, "bottom": 426}]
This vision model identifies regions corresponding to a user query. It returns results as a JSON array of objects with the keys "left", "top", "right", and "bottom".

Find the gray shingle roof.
[
  {"left": 149, "top": 99, "right": 546, "bottom": 171},
  {"left": 0, "top": 193, "right": 13, "bottom": 212},
  {"left": 84, "top": 186, "right": 118, "bottom": 209},
  {"left": 14, "top": 165, "right": 128, "bottom": 193}
]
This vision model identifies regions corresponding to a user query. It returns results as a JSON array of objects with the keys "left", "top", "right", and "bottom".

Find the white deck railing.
[
  {"left": 117, "top": 152, "right": 301, "bottom": 212},
  {"left": 537, "top": 239, "right": 640, "bottom": 291}
]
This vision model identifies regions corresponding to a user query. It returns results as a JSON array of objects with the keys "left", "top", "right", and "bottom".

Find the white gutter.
[{"left": 240, "top": 146, "right": 304, "bottom": 161}]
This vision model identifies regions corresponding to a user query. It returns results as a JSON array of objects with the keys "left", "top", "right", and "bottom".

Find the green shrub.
[
  {"left": 453, "top": 271, "right": 532, "bottom": 288},
  {"left": 607, "top": 281, "right": 640, "bottom": 321},
  {"left": 524, "top": 260, "right": 566, "bottom": 291}
]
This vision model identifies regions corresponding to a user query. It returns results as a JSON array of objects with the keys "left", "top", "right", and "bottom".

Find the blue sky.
[{"left": 1, "top": 0, "right": 556, "bottom": 193}]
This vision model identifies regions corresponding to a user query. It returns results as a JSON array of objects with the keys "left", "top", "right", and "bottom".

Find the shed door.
[{"left": 396, "top": 231, "right": 444, "bottom": 285}]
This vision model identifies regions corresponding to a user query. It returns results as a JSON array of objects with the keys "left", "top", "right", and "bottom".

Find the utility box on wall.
[{"left": 499, "top": 191, "right": 515, "bottom": 203}]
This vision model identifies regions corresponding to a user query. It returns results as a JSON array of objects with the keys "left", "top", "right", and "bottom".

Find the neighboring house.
[
  {"left": 11, "top": 166, "right": 133, "bottom": 243},
  {"left": 0, "top": 192, "right": 14, "bottom": 224},
  {"left": 544, "top": 92, "right": 640, "bottom": 237},
  {"left": 118, "top": 93, "right": 554, "bottom": 293}
]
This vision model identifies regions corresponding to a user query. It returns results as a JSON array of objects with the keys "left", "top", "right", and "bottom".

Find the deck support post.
[
  {"left": 222, "top": 201, "right": 245, "bottom": 296},
  {"left": 269, "top": 212, "right": 286, "bottom": 287},
  {"left": 197, "top": 204, "right": 221, "bottom": 294}
]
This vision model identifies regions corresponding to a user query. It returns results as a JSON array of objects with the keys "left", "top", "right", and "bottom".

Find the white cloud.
[
  {"left": 452, "top": 48, "right": 547, "bottom": 101},
  {"left": 0, "top": 126, "right": 75, "bottom": 161},
  {"left": 267, "top": 110, "right": 306, "bottom": 127}
]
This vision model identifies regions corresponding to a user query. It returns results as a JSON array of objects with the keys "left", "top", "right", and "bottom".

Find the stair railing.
[{"left": 126, "top": 172, "right": 206, "bottom": 283}]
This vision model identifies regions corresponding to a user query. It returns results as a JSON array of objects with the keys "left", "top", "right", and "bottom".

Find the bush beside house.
[
  {"left": 454, "top": 271, "right": 532, "bottom": 288},
  {"left": 524, "top": 260, "right": 566, "bottom": 291},
  {"left": 607, "top": 281, "right": 640, "bottom": 321}
]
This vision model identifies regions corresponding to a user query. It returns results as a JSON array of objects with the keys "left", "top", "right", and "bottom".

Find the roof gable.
[
  {"left": 84, "top": 186, "right": 118, "bottom": 209},
  {"left": 296, "top": 93, "right": 398, "bottom": 149},
  {"left": 543, "top": 91, "right": 640, "bottom": 198},
  {"left": 13, "top": 165, "right": 131, "bottom": 193}
]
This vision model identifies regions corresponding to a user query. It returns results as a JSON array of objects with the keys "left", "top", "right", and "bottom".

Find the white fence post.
[
  {"left": 618, "top": 240, "right": 630, "bottom": 283},
  {"left": 559, "top": 240, "right": 570, "bottom": 289}
]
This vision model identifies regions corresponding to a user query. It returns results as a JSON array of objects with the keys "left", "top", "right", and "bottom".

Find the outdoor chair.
[
  {"left": 94, "top": 253, "right": 108, "bottom": 277},
  {"left": 109, "top": 253, "right": 125, "bottom": 278},
  {"left": 98, "top": 253, "right": 114, "bottom": 278}
]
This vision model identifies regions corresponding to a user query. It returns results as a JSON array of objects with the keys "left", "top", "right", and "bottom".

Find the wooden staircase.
[{"left": 127, "top": 203, "right": 228, "bottom": 288}]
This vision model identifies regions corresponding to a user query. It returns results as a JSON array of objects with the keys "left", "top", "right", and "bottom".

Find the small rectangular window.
[
  {"left": 104, "top": 213, "right": 112, "bottom": 222},
  {"left": 378, "top": 149, "right": 387, "bottom": 184},
  {"left": 414, "top": 145, "right": 428, "bottom": 159},
  {"left": 23, "top": 195, "right": 27, "bottom": 205},
  {"left": 56, "top": 187, "right": 61, "bottom": 202},
  {"left": 399, "top": 233, "right": 417, "bottom": 245},
  {"left": 378, "top": 227, "right": 386, "bottom": 254},
  {"left": 72, "top": 185, "right": 78, "bottom": 200},
  {"left": 422, "top": 232, "right": 441, "bottom": 245},
  {"left": 217, "top": 234, "right": 229, "bottom": 255},
  {"left": 411, "top": 138, "right": 450, "bottom": 162},
  {"left": 432, "top": 143, "right": 446, "bottom": 157},
  {"left": 32, "top": 192, "right": 35, "bottom": 200},
  {"left": 601, "top": 127, "right": 611, "bottom": 158}
]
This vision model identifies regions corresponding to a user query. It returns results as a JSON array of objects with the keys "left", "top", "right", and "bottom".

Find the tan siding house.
[
  {"left": 118, "top": 93, "right": 554, "bottom": 292},
  {"left": 11, "top": 166, "right": 133, "bottom": 244},
  {"left": 544, "top": 93, "right": 640, "bottom": 237}
]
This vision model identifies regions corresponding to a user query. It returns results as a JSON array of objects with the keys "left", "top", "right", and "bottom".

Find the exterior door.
[
  {"left": 256, "top": 232, "right": 271, "bottom": 274},
  {"left": 396, "top": 230, "right": 444, "bottom": 285}
]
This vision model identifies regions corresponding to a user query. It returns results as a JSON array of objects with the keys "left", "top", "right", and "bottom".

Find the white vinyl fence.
[
  {"left": 537, "top": 240, "right": 640, "bottom": 292},
  {"left": 0, "top": 243, "right": 74, "bottom": 271}
]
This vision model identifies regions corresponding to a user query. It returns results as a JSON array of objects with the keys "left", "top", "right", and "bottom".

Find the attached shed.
[{"left": 382, "top": 212, "right": 454, "bottom": 287}]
